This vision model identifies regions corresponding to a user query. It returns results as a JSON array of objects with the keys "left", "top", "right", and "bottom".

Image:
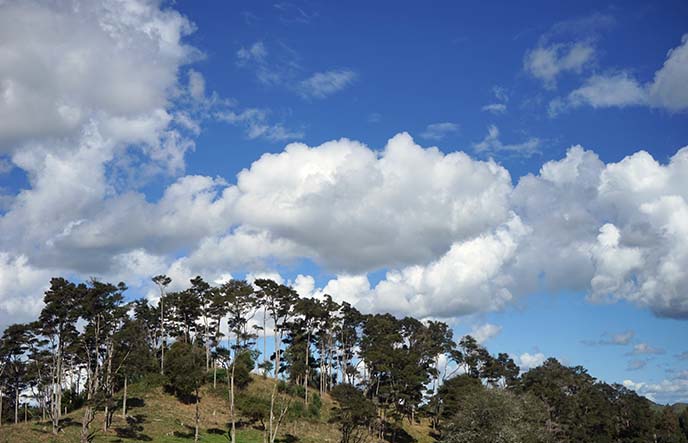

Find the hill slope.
[{"left": 0, "top": 375, "right": 436, "bottom": 443}]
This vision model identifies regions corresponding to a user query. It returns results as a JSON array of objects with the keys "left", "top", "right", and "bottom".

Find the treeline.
[{"left": 0, "top": 275, "right": 687, "bottom": 443}]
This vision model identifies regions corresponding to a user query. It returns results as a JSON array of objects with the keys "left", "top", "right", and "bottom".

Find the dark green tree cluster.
[{"left": 0, "top": 275, "right": 686, "bottom": 443}]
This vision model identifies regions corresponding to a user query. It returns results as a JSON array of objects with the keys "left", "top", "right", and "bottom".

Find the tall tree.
[
  {"left": 219, "top": 279, "right": 257, "bottom": 443},
  {"left": 254, "top": 279, "right": 297, "bottom": 379},
  {"left": 165, "top": 341, "right": 206, "bottom": 442},
  {"left": 152, "top": 275, "right": 172, "bottom": 375},
  {"left": 38, "top": 278, "right": 81, "bottom": 434}
]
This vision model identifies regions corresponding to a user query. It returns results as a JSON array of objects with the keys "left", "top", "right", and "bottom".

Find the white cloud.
[
  {"left": 511, "top": 145, "right": 688, "bottom": 318},
  {"left": 524, "top": 42, "right": 596, "bottom": 89},
  {"left": 0, "top": 0, "right": 197, "bottom": 154},
  {"left": 608, "top": 331, "right": 635, "bottom": 345},
  {"left": 0, "top": 253, "right": 52, "bottom": 328},
  {"left": 0, "top": 3, "right": 687, "bottom": 331},
  {"left": 215, "top": 108, "right": 304, "bottom": 141},
  {"left": 297, "top": 69, "right": 357, "bottom": 99},
  {"left": 481, "top": 103, "right": 507, "bottom": 114},
  {"left": 553, "top": 34, "right": 688, "bottom": 113},
  {"left": 188, "top": 69, "right": 206, "bottom": 101},
  {"left": 492, "top": 86, "right": 509, "bottom": 102},
  {"left": 237, "top": 41, "right": 268, "bottom": 65},
  {"left": 628, "top": 343, "right": 665, "bottom": 356},
  {"left": 648, "top": 34, "right": 688, "bottom": 111},
  {"left": 232, "top": 132, "right": 513, "bottom": 273},
  {"left": 473, "top": 125, "right": 540, "bottom": 157},
  {"left": 470, "top": 323, "right": 502, "bottom": 344},
  {"left": 624, "top": 378, "right": 688, "bottom": 404},
  {"left": 518, "top": 352, "right": 546, "bottom": 370},
  {"left": 420, "top": 122, "right": 460, "bottom": 140},
  {"left": 567, "top": 73, "right": 648, "bottom": 108}
]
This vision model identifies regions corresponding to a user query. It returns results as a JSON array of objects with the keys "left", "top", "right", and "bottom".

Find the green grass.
[{"left": 0, "top": 375, "right": 436, "bottom": 443}]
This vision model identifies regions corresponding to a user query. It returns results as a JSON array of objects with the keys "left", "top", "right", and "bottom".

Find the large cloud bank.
[{"left": 1, "top": 0, "right": 688, "bottom": 328}]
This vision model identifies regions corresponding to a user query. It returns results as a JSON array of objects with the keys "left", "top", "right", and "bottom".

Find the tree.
[
  {"left": 77, "top": 279, "right": 127, "bottom": 441},
  {"left": 113, "top": 317, "right": 157, "bottom": 419},
  {"left": 655, "top": 407, "right": 688, "bottom": 443},
  {"left": 441, "top": 386, "right": 550, "bottom": 443},
  {"left": 152, "top": 275, "right": 172, "bottom": 375},
  {"left": 165, "top": 341, "right": 206, "bottom": 442},
  {"left": 38, "top": 277, "right": 81, "bottom": 434},
  {"left": 219, "top": 279, "right": 257, "bottom": 443},
  {"left": 0, "top": 324, "right": 31, "bottom": 425},
  {"left": 254, "top": 279, "right": 297, "bottom": 379},
  {"left": 330, "top": 384, "right": 376, "bottom": 443}
]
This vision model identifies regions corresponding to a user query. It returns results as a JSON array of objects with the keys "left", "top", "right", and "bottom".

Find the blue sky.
[{"left": 0, "top": 0, "right": 687, "bottom": 403}]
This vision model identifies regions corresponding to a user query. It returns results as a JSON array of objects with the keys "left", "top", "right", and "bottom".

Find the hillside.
[{"left": 0, "top": 374, "right": 437, "bottom": 443}]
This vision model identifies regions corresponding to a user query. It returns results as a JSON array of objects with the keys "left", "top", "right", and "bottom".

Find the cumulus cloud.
[
  {"left": 297, "top": 69, "right": 357, "bottom": 99},
  {"left": 470, "top": 323, "right": 503, "bottom": 344},
  {"left": 0, "top": 253, "right": 53, "bottom": 328},
  {"left": 232, "top": 132, "right": 513, "bottom": 273},
  {"left": 4, "top": 125, "right": 688, "bottom": 323},
  {"left": 518, "top": 352, "right": 546, "bottom": 371},
  {"left": 1, "top": 1, "right": 688, "bottom": 326},
  {"left": 624, "top": 377, "right": 688, "bottom": 404},
  {"left": 552, "top": 34, "right": 688, "bottom": 114},
  {"left": 0, "top": 0, "right": 197, "bottom": 154},
  {"left": 420, "top": 122, "right": 460, "bottom": 140}
]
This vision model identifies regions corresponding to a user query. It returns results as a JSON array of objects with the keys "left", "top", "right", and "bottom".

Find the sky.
[{"left": 0, "top": 0, "right": 687, "bottom": 404}]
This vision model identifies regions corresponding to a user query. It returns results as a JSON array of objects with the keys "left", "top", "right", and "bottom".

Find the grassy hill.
[{"left": 0, "top": 375, "right": 437, "bottom": 443}]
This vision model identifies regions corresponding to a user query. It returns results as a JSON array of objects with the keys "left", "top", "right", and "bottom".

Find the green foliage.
[
  {"left": 441, "top": 387, "right": 550, "bottom": 443},
  {"left": 330, "top": 384, "right": 376, "bottom": 443},
  {"left": 164, "top": 341, "right": 206, "bottom": 403},
  {"left": 237, "top": 392, "right": 271, "bottom": 427}
]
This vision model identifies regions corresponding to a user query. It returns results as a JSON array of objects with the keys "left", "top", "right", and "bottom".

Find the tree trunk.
[
  {"left": 0, "top": 386, "right": 3, "bottom": 427},
  {"left": 274, "top": 327, "right": 280, "bottom": 380},
  {"left": 54, "top": 339, "right": 63, "bottom": 434},
  {"left": 194, "top": 387, "right": 200, "bottom": 442},
  {"left": 304, "top": 329, "right": 310, "bottom": 405},
  {"left": 14, "top": 385, "right": 18, "bottom": 424},
  {"left": 263, "top": 308, "right": 268, "bottom": 377},
  {"left": 231, "top": 359, "right": 236, "bottom": 443},
  {"left": 103, "top": 340, "right": 114, "bottom": 432},
  {"left": 213, "top": 359, "right": 217, "bottom": 389},
  {"left": 122, "top": 375, "right": 127, "bottom": 420},
  {"left": 160, "top": 296, "right": 165, "bottom": 375}
]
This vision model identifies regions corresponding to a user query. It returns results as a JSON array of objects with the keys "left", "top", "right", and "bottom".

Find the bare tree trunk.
[
  {"left": 0, "top": 386, "right": 3, "bottom": 427},
  {"left": 103, "top": 340, "right": 113, "bottom": 432},
  {"left": 230, "top": 358, "right": 236, "bottom": 443},
  {"left": 274, "top": 328, "right": 280, "bottom": 380},
  {"left": 14, "top": 386, "right": 18, "bottom": 424},
  {"left": 213, "top": 359, "right": 217, "bottom": 389},
  {"left": 268, "top": 381, "right": 289, "bottom": 443},
  {"left": 194, "top": 387, "right": 200, "bottom": 442},
  {"left": 263, "top": 308, "right": 267, "bottom": 377},
  {"left": 160, "top": 295, "right": 165, "bottom": 375},
  {"left": 304, "top": 329, "right": 310, "bottom": 405},
  {"left": 121, "top": 375, "right": 127, "bottom": 420}
]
